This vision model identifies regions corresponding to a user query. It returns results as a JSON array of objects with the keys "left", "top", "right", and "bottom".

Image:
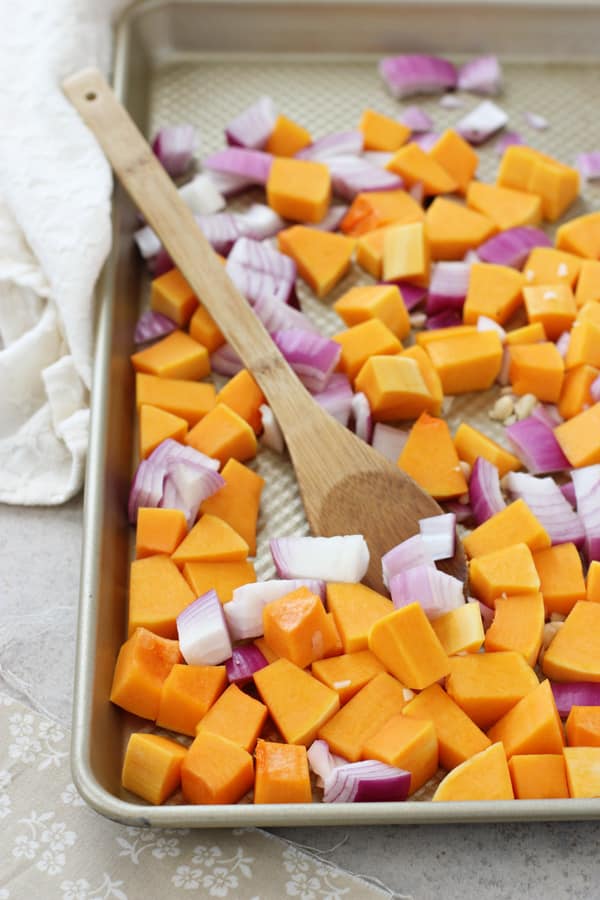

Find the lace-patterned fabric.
[{"left": 0, "top": 0, "right": 127, "bottom": 504}]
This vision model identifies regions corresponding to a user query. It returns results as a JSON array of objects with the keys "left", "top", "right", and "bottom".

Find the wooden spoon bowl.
[{"left": 63, "top": 68, "right": 466, "bottom": 593}]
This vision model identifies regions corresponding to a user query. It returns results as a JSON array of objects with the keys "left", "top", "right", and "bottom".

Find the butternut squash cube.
[
  {"left": 182, "top": 560, "right": 256, "bottom": 605},
  {"left": 462, "top": 262, "right": 524, "bottom": 326},
  {"left": 403, "top": 683, "right": 491, "bottom": 770},
  {"left": 122, "top": 732, "right": 187, "bottom": 805},
  {"left": 542, "top": 601, "right": 600, "bottom": 682},
  {"left": 139, "top": 404, "right": 188, "bottom": 460},
  {"left": 189, "top": 303, "right": 225, "bottom": 352},
  {"left": 387, "top": 142, "right": 458, "bottom": 195},
  {"left": 523, "top": 283, "right": 576, "bottom": 341},
  {"left": 469, "top": 542, "right": 540, "bottom": 608},
  {"left": 266, "top": 114, "right": 312, "bottom": 157},
  {"left": 558, "top": 364, "right": 600, "bottom": 420},
  {"left": 432, "top": 742, "right": 514, "bottom": 801},
  {"left": 267, "top": 157, "right": 331, "bottom": 223},
  {"left": 533, "top": 542, "right": 587, "bottom": 617},
  {"left": 487, "top": 679, "right": 565, "bottom": 758},
  {"left": 278, "top": 226, "right": 355, "bottom": 298},
  {"left": 484, "top": 592, "right": 545, "bottom": 667},
  {"left": 453, "top": 422, "right": 521, "bottom": 476},
  {"left": 522, "top": 246, "right": 581, "bottom": 288},
  {"left": 128, "top": 554, "right": 195, "bottom": 639},
  {"left": 185, "top": 403, "right": 257, "bottom": 465},
  {"left": 196, "top": 683, "right": 267, "bottom": 752},
  {"left": 466, "top": 181, "right": 542, "bottom": 230},
  {"left": 200, "top": 459, "right": 264, "bottom": 556},
  {"left": 354, "top": 355, "right": 435, "bottom": 421},
  {"left": 263, "top": 586, "right": 332, "bottom": 669},
  {"left": 254, "top": 658, "right": 340, "bottom": 746},
  {"left": 326, "top": 582, "right": 394, "bottom": 653},
  {"left": 136, "top": 373, "right": 216, "bottom": 426},
  {"left": 509, "top": 754, "right": 569, "bottom": 800},
  {"left": 505, "top": 322, "right": 547, "bottom": 345},
  {"left": 216, "top": 369, "right": 265, "bottom": 434},
  {"left": 563, "top": 747, "right": 600, "bottom": 798},
  {"left": 445, "top": 651, "right": 539, "bottom": 730},
  {"left": 383, "top": 221, "right": 430, "bottom": 286},
  {"left": 564, "top": 320, "right": 600, "bottom": 371},
  {"left": 431, "top": 602, "right": 484, "bottom": 656},
  {"left": 131, "top": 330, "right": 210, "bottom": 381},
  {"left": 575, "top": 260, "right": 600, "bottom": 307},
  {"left": 341, "top": 190, "right": 424, "bottom": 238},
  {"left": 398, "top": 412, "right": 467, "bottom": 499},
  {"left": 554, "top": 403, "right": 600, "bottom": 467},
  {"left": 110, "top": 627, "right": 182, "bottom": 720},
  {"left": 333, "top": 319, "right": 403, "bottom": 382},
  {"left": 171, "top": 514, "right": 249, "bottom": 567},
  {"left": 497, "top": 146, "right": 580, "bottom": 222},
  {"left": 182, "top": 731, "right": 254, "bottom": 804},
  {"left": 334, "top": 284, "right": 410, "bottom": 340},
  {"left": 254, "top": 740, "right": 312, "bottom": 804},
  {"left": 355, "top": 227, "right": 388, "bottom": 278},
  {"left": 401, "top": 345, "right": 444, "bottom": 416},
  {"left": 368, "top": 603, "right": 450, "bottom": 690},
  {"left": 556, "top": 211, "right": 600, "bottom": 260},
  {"left": 150, "top": 268, "right": 198, "bottom": 327},
  {"left": 311, "top": 649, "right": 385, "bottom": 704},
  {"left": 429, "top": 129, "right": 478, "bottom": 195},
  {"left": 566, "top": 707, "right": 600, "bottom": 747},
  {"left": 423, "top": 330, "right": 503, "bottom": 394},
  {"left": 156, "top": 663, "right": 227, "bottom": 736},
  {"left": 463, "top": 498, "right": 551, "bottom": 559},
  {"left": 425, "top": 197, "right": 496, "bottom": 260},
  {"left": 587, "top": 560, "right": 600, "bottom": 602},
  {"left": 359, "top": 108, "right": 411, "bottom": 152},
  {"left": 362, "top": 714, "right": 438, "bottom": 795},
  {"left": 508, "top": 342, "right": 565, "bottom": 404},
  {"left": 317, "top": 671, "right": 407, "bottom": 761},
  {"left": 135, "top": 507, "right": 188, "bottom": 559}
]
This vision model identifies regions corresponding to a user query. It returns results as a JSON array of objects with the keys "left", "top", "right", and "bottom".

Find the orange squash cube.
[
  {"left": 445, "top": 651, "right": 539, "bottom": 730},
  {"left": 575, "top": 260, "right": 600, "bottom": 307},
  {"left": 424, "top": 330, "right": 503, "bottom": 394},
  {"left": 508, "top": 342, "right": 565, "bottom": 403},
  {"left": 354, "top": 355, "right": 435, "bottom": 421},
  {"left": 566, "top": 707, "right": 600, "bottom": 747},
  {"left": 122, "top": 733, "right": 187, "bottom": 805},
  {"left": 262, "top": 586, "right": 332, "bottom": 669},
  {"left": 398, "top": 412, "right": 467, "bottom": 500},
  {"left": 425, "top": 197, "right": 496, "bottom": 260},
  {"left": 462, "top": 262, "right": 524, "bottom": 326},
  {"left": 497, "top": 146, "right": 580, "bottom": 222},
  {"left": 334, "top": 284, "right": 410, "bottom": 340},
  {"left": 362, "top": 714, "right": 438, "bottom": 795},
  {"left": 369, "top": 603, "right": 450, "bottom": 690},
  {"left": 326, "top": 582, "right": 394, "bottom": 653},
  {"left": 387, "top": 142, "right": 458, "bottom": 195},
  {"left": 359, "top": 108, "right": 411, "bottom": 151},
  {"left": 453, "top": 422, "right": 521, "bottom": 476},
  {"left": 188, "top": 303, "right": 225, "bottom": 352},
  {"left": 266, "top": 114, "right": 312, "bottom": 157},
  {"left": 487, "top": 679, "right": 565, "bottom": 758},
  {"left": 429, "top": 129, "right": 478, "bottom": 195},
  {"left": 200, "top": 459, "right": 264, "bottom": 556},
  {"left": 182, "top": 731, "right": 254, "bottom": 804},
  {"left": 135, "top": 507, "right": 188, "bottom": 559},
  {"left": 587, "top": 560, "right": 600, "bottom": 602},
  {"left": 278, "top": 226, "right": 355, "bottom": 298},
  {"left": 150, "top": 268, "right": 198, "bottom": 326},
  {"left": 558, "top": 364, "right": 600, "bottom": 419},
  {"left": 311, "top": 649, "right": 385, "bottom": 704},
  {"left": 431, "top": 602, "right": 484, "bottom": 656},
  {"left": 128, "top": 554, "right": 195, "bottom": 639},
  {"left": 533, "top": 542, "right": 587, "bottom": 616},
  {"left": 185, "top": 403, "right": 257, "bottom": 465},
  {"left": 466, "top": 181, "right": 542, "bottom": 230},
  {"left": 556, "top": 211, "right": 600, "bottom": 260},
  {"left": 267, "top": 157, "right": 330, "bottom": 223},
  {"left": 432, "top": 742, "right": 514, "bottom": 801},
  {"left": 522, "top": 246, "right": 581, "bottom": 288},
  {"left": 341, "top": 190, "right": 424, "bottom": 238},
  {"left": 254, "top": 740, "right": 312, "bottom": 803},
  {"left": 110, "top": 627, "right": 182, "bottom": 720},
  {"left": 131, "top": 330, "right": 210, "bottom": 381},
  {"left": 383, "top": 221, "right": 430, "bottom": 286},
  {"left": 564, "top": 320, "right": 600, "bottom": 371},
  {"left": 196, "top": 683, "right": 267, "bottom": 752},
  {"left": 469, "top": 542, "right": 540, "bottom": 608},
  {"left": 138, "top": 403, "right": 188, "bottom": 460},
  {"left": 136, "top": 373, "right": 216, "bottom": 426},
  {"left": 522, "top": 283, "right": 576, "bottom": 341},
  {"left": 333, "top": 319, "right": 403, "bottom": 382},
  {"left": 509, "top": 754, "right": 569, "bottom": 799},
  {"left": 171, "top": 514, "right": 249, "bottom": 567},
  {"left": 216, "top": 369, "right": 265, "bottom": 434},
  {"left": 563, "top": 747, "right": 600, "bottom": 798},
  {"left": 542, "top": 601, "right": 600, "bottom": 682},
  {"left": 554, "top": 403, "right": 600, "bottom": 467},
  {"left": 156, "top": 663, "right": 227, "bottom": 736},
  {"left": 484, "top": 593, "right": 545, "bottom": 667},
  {"left": 463, "top": 498, "right": 551, "bottom": 559},
  {"left": 182, "top": 560, "right": 256, "bottom": 604},
  {"left": 401, "top": 345, "right": 444, "bottom": 416},
  {"left": 504, "top": 322, "right": 547, "bottom": 345}
]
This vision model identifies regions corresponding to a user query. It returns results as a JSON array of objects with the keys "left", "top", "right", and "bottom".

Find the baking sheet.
[{"left": 74, "top": 0, "right": 600, "bottom": 826}]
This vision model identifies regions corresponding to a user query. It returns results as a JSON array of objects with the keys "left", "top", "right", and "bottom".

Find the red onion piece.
[
  {"left": 363, "top": 151, "right": 395, "bottom": 168},
  {"left": 309, "top": 204, "right": 349, "bottom": 233},
  {"left": 178, "top": 173, "right": 226, "bottom": 216},
  {"left": 495, "top": 131, "right": 525, "bottom": 156},
  {"left": 477, "top": 226, "right": 552, "bottom": 269},
  {"left": 225, "top": 96, "right": 277, "bottom": 149},
  {"left": 457, "top": 100, "right": 508, "bottom": 145},
  {"left": 524, "top": 111, "right": 549, "bottom": 131},
  {"left": 419, "top": 512, "right": 456, "bottom": 561},
  {"left": 505, "top": 415, "right": 569, "bottom": 475},
  {"left": 576, "top": 152, "right": 600, "bottom": 181},
  {"left": 326, "top": 155, "right": 403, "bottom": 200},
  {"left": 408, "top": 181, "right": 425, "bottom": 204},
  {"left": 203, "top": 148, "right": 273, "bottom": 185},
  {"left": 469, "top": 456, "right": 506, "bottom": 525},
  {"left": 591, "top": 375, "right": 600, "bottom": 404},
  {"left": 210, "top": 343, "right": 244, "bottom": 376},
  {"left": 313, "top": 373, "right": 354, "bottom": 426},
  {"left": 389, "top": 564, "right": 465, "bottom": 619},
  {"left": 426, "top": 309, "right": 463, "bottom": 330},
  {"left": 371, "top": 423, "right": 409, "bottom": 461},
  {"left": 400, "top": 106, "right": 434, "bottom": 132},
  {"left": 177, "top": 590, "right": 232, "bottom": 666},
  {"left": 134, "top": 224, "right": 162, "bottom": 260},
  {"left": 468, "top": 595, "right": 494, "bottom": 629},
  {"left": 532, "top": 404, "right": 563, "bottom": 427},
  {"left": 444, "top": 500, "right": 474, "bottom": 525},
  {"left": 252, "top": 288, "right": 318, "bottom": 334},
  {"left": 206, "top": 169, "right": 256, "bottom": 197},
  {"left": 426, "top": 261, "right": 471, "bottom": 315},
  {"left": 457, "top": 56, "right": 502, "bottom": 95},
  {"left": 296, "top": 131, "right": 364, "bottom": 161},
  {"left": 555, "top": 331, "right": 571, "bottom": 359},
  {"left": 270, "top": 535, "right": 369, "bottom": 583},
  {"left": 196, "top": 212, "right": 243, "bottom": 255},
  {"left": 351, "top": 391, "right": 373, "bottom": 443},
  {"left": 551, "top": 681, "right": 600, "bottom": 717},
  {"left": 439, "top": 94, "right": 464, "bottom": 110},
  {"left": 504, "top": 471, "right": 585, "bottom": 547},
  {"left": 224, "top": 578, "right": 325, "bottom": 640},
  {"left": 260, "top": 404, "right": 285, "bottom": 453},
  {"left": 560, "top": 480, "right": 576, "bottom": 508},
  {"left": 397, "top": 282, "right": 427, "bottom": 311},
  {"left": 477, "top": 316, "right": 506, "bottom": 342},
  {"left": 152, "top": 124, "right": 198, "bottom": 177},
  {"left": 572, "top": 465, "right": 600, "bottom": 561},
  {"left": 411, "top": 132, "right": 440, "bottom": 152},
  {"left": 379, "top": 55, "right": 457, "bottom": 99},
  {"left": 225, "top": 645, "right": 268, "bottom": 685},
  {"left": 237, "top": 204, "right": 285, "bottom": 241},
  {"left": 226, "top": 236, "right": 296, "bottom": 306},
  {"left": 307, "top": 739, "right": 337, "bottom": 783},
  {"left": 151, "top": 247, "right": 174, "bottom": 277},
  {"left": 133, "top": 310, "right": 177, "bottom": 345},
  {"left": 323, "top": 760, "right": 411, "bottom": 803},
  {"left": 381, "top": 534, "right": 435, "bottom": 589},
  {"left": 272, "top": 329, "right": 341, "bottom": 392}
]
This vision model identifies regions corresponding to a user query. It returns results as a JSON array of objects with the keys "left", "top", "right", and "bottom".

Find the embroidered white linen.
[{"left": 0, "top": 0, "right": 127, "bottom": 504}]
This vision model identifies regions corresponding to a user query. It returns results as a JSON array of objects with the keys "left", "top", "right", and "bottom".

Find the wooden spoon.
[{"left": 63, "top": 68, "right": 466, "bottom": 592}]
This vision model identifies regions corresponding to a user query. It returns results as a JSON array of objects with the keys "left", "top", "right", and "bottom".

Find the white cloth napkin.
[{"left": 0, "top": 0, "right": 128, "bottom": 504}]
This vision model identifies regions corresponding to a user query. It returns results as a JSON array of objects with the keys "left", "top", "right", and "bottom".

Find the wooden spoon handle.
[{"left": 62, "top": 67, "right": 316, "bottom": 433}]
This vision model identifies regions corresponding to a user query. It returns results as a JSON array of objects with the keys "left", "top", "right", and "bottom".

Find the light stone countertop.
[{"left": 2, "top": 498, "right": 600, "bottom": 900}]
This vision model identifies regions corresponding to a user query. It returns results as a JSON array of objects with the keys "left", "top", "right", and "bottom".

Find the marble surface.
[{"left": 2, "top": 498, "right": 600, "bottom": 900}]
